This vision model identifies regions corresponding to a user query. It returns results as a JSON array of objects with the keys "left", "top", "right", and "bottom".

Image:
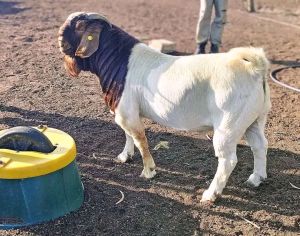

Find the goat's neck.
[{"left": 81, "top": 25, "right": 139, "bottom": 111}]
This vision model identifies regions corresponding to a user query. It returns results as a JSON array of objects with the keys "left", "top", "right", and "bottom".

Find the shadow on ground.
[
  {"left": 0, "top": 105, "right": 299, "bottom": 235},
  {"left": 0, "top": 1, "right": 30, "bottom": 15}
]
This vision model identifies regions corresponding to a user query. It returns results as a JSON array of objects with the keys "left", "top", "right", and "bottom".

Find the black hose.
[{"left": 270, "top": 65, "right": 300, "bottom": 93}]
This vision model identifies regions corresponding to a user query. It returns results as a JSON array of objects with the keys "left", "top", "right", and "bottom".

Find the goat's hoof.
[
  {"left": 200, "top": 200, "right": 214, "bottom": 206},
  {"left": 116, "top": 153, "right": 133, "bottom": 163},
  {"left": 201, "top": 190, "right": 217, "bottom": 203},
  {"left": 244, "top": 173, "right": 266, "bottom": 187},
  {"left": 140, "top": 168, "right": 156, "bottom": 179}
]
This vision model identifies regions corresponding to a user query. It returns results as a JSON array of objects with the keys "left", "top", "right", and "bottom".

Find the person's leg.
[
  {"left": 210, "top": 0, "right": 228, "bottom": 53},
  {"left": 195, "top": 0, "right": 214, "bottom": 54}
]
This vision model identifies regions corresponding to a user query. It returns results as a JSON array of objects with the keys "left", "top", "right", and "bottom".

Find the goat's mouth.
[
  {"left": 61, "top": 47, "right": 74, "bottom": 56},
  {"left": 58, "top": 39, "right": 74, "bottom": 56}
]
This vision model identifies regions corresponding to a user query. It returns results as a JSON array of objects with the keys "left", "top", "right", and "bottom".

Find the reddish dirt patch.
[{"left": 0, "top": 0, "right": 299, "bottom": 235}]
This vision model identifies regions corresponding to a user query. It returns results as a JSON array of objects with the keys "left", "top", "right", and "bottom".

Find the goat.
[{"left": 58, "top": 12, "right": 271, "bottom": 202}]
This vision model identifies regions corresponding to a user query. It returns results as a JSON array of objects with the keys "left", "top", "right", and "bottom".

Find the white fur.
[
  {"left": 114, "top": 44, "right": 271, "bottom": 202},
  {"left": 117, "top": 133, "right": 134, "bottom": 163}
]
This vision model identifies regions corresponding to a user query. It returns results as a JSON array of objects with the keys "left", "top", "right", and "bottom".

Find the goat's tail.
[
  {"left": 228, "top": 47, "right": 271, "bottom": 107},
  {"left": 228, "top": 47, "right": 269, "bottom": 79}
]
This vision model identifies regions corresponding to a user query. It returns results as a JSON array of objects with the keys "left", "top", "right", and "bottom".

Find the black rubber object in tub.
[{"left": 0, "top": 126, "right": 55, "bottom": 153}]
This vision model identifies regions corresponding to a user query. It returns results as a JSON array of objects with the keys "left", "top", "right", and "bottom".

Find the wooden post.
[{"left": 246, "top": 0, "right": 256, "bottom": 12}]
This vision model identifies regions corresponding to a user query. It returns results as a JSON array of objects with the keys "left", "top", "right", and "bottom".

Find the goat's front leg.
[
  {"left": 133, "top": 130, "right": 156, "bottom": 178},
  {"left": 117, "top": 133, "right": 134, "bottom": 163},
  {"left": 115, "top": 115, "right": 156, "bottom": 179}
]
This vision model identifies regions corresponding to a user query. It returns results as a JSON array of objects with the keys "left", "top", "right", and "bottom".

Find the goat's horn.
[
  {"left": 86, "top": 13, "right": 112, "bottom": 27},
  {"left": 67, "top": 12, "right": 85, "bottom": 21}
]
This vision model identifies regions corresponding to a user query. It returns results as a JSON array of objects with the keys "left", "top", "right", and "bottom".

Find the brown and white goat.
[{"left": 58, "top": 12, "right": 271, "bottom": 202}]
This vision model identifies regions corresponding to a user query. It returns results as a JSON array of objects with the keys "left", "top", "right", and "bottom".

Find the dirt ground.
[{"left": 0, "top": 0, "right": 299, "bottom": 235}]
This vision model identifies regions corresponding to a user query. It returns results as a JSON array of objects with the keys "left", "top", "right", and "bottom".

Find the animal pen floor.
[{"left": 0, "top": 0, "right": 299, "bottom": 235}]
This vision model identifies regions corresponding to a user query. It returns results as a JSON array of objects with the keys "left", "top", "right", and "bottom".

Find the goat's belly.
[
  {"left": 141, "top": 101, "right": 212, "bottom": 131},
  {"left": 160, "top": 118, "right": 213, "bottom": 131}
]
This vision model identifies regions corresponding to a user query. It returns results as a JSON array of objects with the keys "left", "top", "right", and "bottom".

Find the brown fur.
[{"left": 64, "top": 55, "right": 81, "bottom": 77}]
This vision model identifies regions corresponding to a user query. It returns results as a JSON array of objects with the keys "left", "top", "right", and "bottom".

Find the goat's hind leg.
[
  {"left": 201, "top": 129, "right": 238, "bottom": 202},
  {"left": 244, "top": 117, "right": 268, "bottom": 187}
]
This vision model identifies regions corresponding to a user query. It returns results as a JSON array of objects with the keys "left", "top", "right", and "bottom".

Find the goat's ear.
[{"left": 75, "top": 23, "right": 102, "bottom": 58}]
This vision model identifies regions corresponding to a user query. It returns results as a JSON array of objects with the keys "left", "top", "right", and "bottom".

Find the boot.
[
  {"left": 195, "top": 42, "right": 207, "bottom": 54},
  {"left": 210, "top": 44, "right": 219, "bottom": 53}
]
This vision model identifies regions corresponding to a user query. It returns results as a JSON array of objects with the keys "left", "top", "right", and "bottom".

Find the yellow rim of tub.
[{"left": 0, "top": 127, "right": 76, "bottom": 179}]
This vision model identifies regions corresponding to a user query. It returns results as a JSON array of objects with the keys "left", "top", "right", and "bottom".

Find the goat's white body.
[
  {"left": 133, "top": 52, "right": 213, "bottom": 131},
  {"left": 115, "top": 43, "right": 271, "bottom": 202},
  {"left": 118, "top": 44, "right": 269, "bottom": 131}
]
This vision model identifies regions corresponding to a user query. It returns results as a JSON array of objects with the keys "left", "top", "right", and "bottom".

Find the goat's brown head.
[{"left": 58, "top": 12, "right": 111, "bottom": 76}]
